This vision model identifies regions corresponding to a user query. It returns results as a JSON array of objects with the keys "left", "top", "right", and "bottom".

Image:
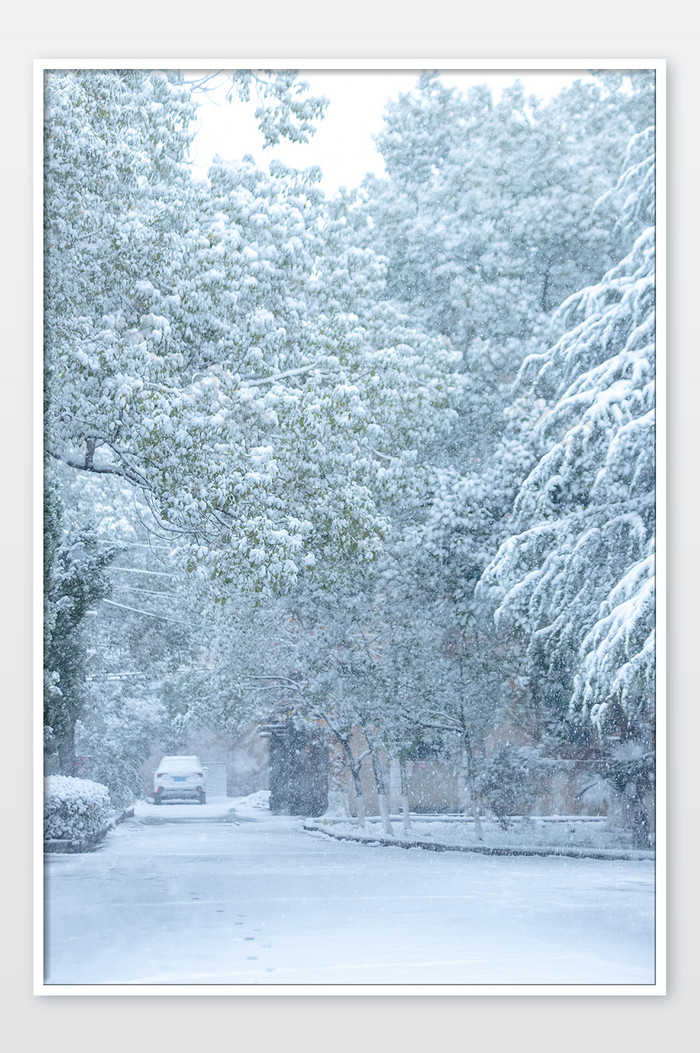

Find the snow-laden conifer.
[{"left": 480, "top": 128, "right": 656, "bottom": 738}]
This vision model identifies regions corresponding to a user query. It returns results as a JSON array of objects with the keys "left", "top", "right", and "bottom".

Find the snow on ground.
[{"left": 43, "top": 792, "right": 656, "bottom": 989}]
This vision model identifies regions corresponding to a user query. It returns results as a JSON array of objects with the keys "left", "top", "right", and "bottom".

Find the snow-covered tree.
[
  {"left": 358, "top": 71, "right": 654, "bottom": 461},
  {"left": 45, "top": 464, "right": 226, "bottom": 793},
  {"left": 188, "top": 69, "right": 328, "bottom": 148},
  {"left": 75, "top": 693, "right": 169, "bottom": 807},
  {"left": 44, "top": 69, "right": 462, "bottom": 592},
  {"left": 366, "top": 70, "right": 653, "bottom": 348},
  {"left": 44, "top": 495, "right": 122, "bottom": 774},
  {"left": 475, "top": 743, "right": 547, "bottom": 830},
  {"left": 480, "top": 128, "right": 656, "bottom": 747}
]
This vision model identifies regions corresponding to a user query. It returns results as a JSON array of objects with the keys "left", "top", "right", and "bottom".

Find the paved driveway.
[{"left": 43, "top": 797, "right": 656, "bottom": 989}]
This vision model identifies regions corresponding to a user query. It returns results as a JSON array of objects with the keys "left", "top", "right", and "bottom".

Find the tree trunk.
[
  {"left": 349, "top": 761, "right": 367, "bottom": 829},
  {"left": 367, "top": 739, "right": 394, "bottom": 837},
  {"left": 321, "top": 720, "right": 367, "bottom": 829},
  {"left": 540, "top": 257, "right": 553, "bottom": 313},
  {"left": 58, "top": 720, "right": 77, "bottom": 776},
  {"left": 399, "top": 756, "right": 411, "bottom": 835},
  {"left": 325, "top": 739, "right": 351, "bottom": 817},
  {"left": 462, "top": 731, "right": 483, "bottom": 840}
]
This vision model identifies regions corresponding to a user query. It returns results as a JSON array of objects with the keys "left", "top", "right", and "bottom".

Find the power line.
[
  {"left": 108, "top": 567, "right": 174, "bottom": 576},
  {"left": 101, "top": 598, "right": 196, "bottom": 627}
]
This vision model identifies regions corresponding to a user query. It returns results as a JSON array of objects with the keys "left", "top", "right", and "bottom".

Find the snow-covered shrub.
[
  {"left": 475, "top": 744, "right": 547, "bottom": 830},
  {"left": 44, "top": 775, "right": 112, "bottom": 845}
]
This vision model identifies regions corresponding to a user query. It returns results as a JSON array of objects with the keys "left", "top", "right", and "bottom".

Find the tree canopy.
[
  {"left": 45, "top": 69, "right": 462, "bottom": 591},
  {"left": 43, "top": 68, "right": 658, "bottom": 836}
]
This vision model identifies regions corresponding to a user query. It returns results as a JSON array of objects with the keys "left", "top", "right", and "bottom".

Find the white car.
[{"left": 153, "top": 756, "right": 207, "bottom": 804}]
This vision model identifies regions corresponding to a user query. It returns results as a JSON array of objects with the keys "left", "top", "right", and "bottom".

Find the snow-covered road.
[{"left": 43, "top": 796, "right": 656, "bottom": 989}]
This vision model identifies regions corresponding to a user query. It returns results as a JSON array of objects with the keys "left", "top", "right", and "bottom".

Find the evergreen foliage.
[{"left": 480, "top": 128, "right": 656, "bottom": 742}]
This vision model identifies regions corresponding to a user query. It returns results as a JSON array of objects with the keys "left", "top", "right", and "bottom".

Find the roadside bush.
[
  {"left": 475, "top": 744, "right": 547, "bottom": 830},
  {"left": 44, "top": 775, "right": 112, "bottom": 845}
]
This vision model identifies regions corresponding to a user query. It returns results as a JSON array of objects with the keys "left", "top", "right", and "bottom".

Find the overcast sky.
[{"left": 188, "top": 68, "right": 594, "bottom": 195}]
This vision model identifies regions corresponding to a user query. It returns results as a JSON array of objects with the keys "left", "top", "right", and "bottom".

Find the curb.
[
  {"left": 107, "top": 805, "right": 135, "bottom": 830},
  {"left": 302, "top": 822, "right": 655, "bottom": 862}
]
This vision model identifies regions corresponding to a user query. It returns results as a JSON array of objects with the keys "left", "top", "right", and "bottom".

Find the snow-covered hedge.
[{"left": 44, "top": 775, "right": 112, "bottom": 845}]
